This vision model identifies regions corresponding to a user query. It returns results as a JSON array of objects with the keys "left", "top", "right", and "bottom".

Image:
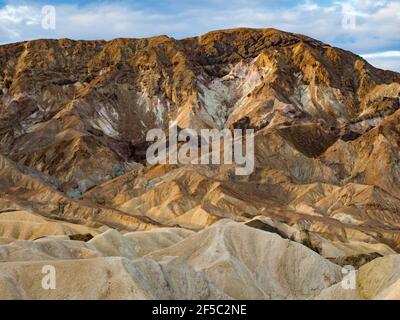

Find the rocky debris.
[
  {"left": 328, "top": 252, "right": 383, "bottom": 269},
  {"left": 0, "top": 154, "right": 158, "bottom": 231},
  {"left": 68, "top": 233, "right": 93, "bottom": 242}
]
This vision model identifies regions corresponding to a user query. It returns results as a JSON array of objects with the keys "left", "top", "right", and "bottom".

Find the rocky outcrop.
[{"left": 0, "top": 28, "right": 400, "bottom": 299}]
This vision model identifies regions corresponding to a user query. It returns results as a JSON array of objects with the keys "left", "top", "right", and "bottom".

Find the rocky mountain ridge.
[{"left": 1, "top": 28, "right": 400, "bottom": 299}]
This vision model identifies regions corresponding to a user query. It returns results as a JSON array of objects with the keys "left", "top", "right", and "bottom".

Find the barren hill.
[{"left": 1, "top": 28, "right": 400, "bottom": 299}]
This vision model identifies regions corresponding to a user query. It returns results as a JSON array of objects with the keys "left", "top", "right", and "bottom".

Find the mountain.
[{"left": 0, "top": 28, "right": 400, "bottom": 299}]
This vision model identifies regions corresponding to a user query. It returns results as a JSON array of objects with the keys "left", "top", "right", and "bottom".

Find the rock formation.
[{"left": 0, "top": 28, "right": 400, "bottom": 299}]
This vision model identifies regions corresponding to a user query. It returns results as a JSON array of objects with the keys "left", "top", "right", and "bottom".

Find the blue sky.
[{"left": 0, "top": 0, "right": 399, "bottom": 71}]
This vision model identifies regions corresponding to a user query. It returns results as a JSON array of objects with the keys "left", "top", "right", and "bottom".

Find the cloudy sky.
[{"left": 0, "top": 0, "right": 399, "bottom": 71}]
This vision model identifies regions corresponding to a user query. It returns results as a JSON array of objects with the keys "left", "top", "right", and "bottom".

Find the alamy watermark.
[
  {"left": 41, "top": 265, "right": 56, "bottom": 290},
  {"left": 41, "top": 5, "right": 56, "bottom": 30},
  {"left": 341, "top": 3, "right": 357, "bottom": 30},
  {"left": 146, "top": 123, "right": 255, "bottom": 175},
  {"left": 341, "top": 265, "right": 356, "bottom": 290}
]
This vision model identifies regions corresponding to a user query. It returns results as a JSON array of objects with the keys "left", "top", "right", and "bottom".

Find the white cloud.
[
  {"left": 362, "top": 51, "right": 400, "bottom": 59},
  {"left": 0, "top": 5, "right": 38, "bottom": 23},
  {"left": 362, "top": 51, "right": 400, "bottom": 72},
  {"left": 363, "top": 57, "right": 400, "bottom": 72},
  {"left": 299, "top": 0, "right": 320, "bottom": 11},
  {"left": 0, "top": 5, "right": 41, "bottom": 40}
]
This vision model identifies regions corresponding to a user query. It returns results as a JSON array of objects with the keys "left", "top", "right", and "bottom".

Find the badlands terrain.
[{"left": 0, "top": 28, "right": 400, "bottom": 299}]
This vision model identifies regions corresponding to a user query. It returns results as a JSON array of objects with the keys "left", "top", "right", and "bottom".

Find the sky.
[{"left": 0, "top": 0, "right": 399, "bottom": 71}]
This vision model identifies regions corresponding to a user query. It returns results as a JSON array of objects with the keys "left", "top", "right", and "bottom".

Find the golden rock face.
[{"left": 1, "top": 28, "right": 400, "bottom": 299}]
